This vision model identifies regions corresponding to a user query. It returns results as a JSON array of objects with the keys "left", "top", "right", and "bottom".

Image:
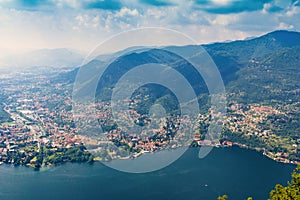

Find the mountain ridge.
[{"left": 56, "top": 30, "right": 300, "bottom": 104}]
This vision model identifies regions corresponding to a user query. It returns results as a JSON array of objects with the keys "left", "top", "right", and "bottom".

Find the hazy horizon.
[
  {"left": 1, "top": 28, "right": 298, "bottom": 69},
  {"left": 0, "top": 0, "right": 299, "bottom": 55}
]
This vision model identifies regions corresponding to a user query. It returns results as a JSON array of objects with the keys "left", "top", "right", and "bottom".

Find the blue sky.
[{"left": 0, "top": 0, "right": 299, "bottom": 55}]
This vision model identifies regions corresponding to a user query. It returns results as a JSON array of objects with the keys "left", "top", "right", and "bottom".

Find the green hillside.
[{"left": 57, "top": 30, "right": 300, "bottom": 162}]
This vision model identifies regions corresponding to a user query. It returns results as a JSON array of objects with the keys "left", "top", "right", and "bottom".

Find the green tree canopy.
[{"left": 269, "top": 164, "right": 300, "bottom": 200}]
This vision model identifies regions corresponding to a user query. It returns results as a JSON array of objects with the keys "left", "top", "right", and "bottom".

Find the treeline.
[{"left": 2, "top": 145, "right": 93, "bottom": 169}]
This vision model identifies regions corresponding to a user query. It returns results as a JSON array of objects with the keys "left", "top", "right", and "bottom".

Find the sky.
[{"left": 0, "top": 0, "right": 299, "bottom": 57}]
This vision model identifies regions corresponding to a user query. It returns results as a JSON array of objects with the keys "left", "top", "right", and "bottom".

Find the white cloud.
[
  {"left": 116, "top": 7, "right": 139, "bottom": 17},
  {"left": 286, "top": 6, "right": 300, "bottom": 17},
  {"left": 50, "top": 0, "right": 81, "bottom": 8},
  {"left": 277, "top": 22, "right": 294, "bottom": 30},
  {"left": 0, "top": 0, "right": 299, "bottom": 66},
  {"left": 211, "top": 0, "right": 234, "bottom": 6},
  {"left": 170, "top": 23, "right": 252, "bottom": 45},
  {"left": 145, "top": 8, "right": 168, "bottom": 20},
  {"left": 209, "top": 14, "right": 239, "bottom": 26},
  {"left": 262, "top": 3, "right": 272, "bottom": 14},
  {"left": 274, "top": 0, "right": 291, "bottom": 8}
]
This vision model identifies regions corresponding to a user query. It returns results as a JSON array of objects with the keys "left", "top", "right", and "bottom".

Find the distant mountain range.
[
  {"left": 58, "top": 30, "right": 300, "bottom": 107},
  {"left": 0, "top": 48, "right": 84, "bottom": 69}
]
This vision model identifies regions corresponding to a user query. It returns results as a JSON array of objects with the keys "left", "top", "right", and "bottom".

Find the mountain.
[
  {"left": 55, "top": 30, "right": 300, "bottom": 160},
  {"left": 204, "top": 30, "right": 300, "bottom": 64},
  {"left": 1, "top": 48, "right": 84, "bottom": 69},
  {"left": 56, "top": 30, "right": 300, "bottom": 106},
  {"left": 207, "top": 31, "right": 300, "bottom": 104}
]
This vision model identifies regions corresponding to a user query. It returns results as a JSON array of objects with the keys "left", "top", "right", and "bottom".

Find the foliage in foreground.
[
  {"left": 218, "top": 164, "right": 300, "bottom": 200},
  {"left": 269, "top": 164, "right": 300, "bottom": 200}
]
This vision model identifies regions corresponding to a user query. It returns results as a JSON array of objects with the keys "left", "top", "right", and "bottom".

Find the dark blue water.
[{"left": 0, "top": 147, "right": 295, "bottom": 200}]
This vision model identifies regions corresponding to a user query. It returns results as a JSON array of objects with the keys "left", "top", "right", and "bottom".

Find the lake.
[{"left": 0, "top": 147, "right": 295, "bottom": 200}]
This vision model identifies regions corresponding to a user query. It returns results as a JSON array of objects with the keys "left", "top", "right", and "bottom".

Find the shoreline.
[
  {"left": 0, "top": 144, "right": 297, "bottom": 170},
  {"left": 227, "top": 143, "right": 298, "bottom": 165}
]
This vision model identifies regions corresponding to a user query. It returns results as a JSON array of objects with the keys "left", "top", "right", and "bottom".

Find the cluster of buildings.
[
  {"left": 224, "top": 102, "right": 299, "bottom": 164},
  {"left": 0, "top": 70, "right": 299, "bottom": 166},
  {"left": 0, "top": 71, "right": 84, "bottom": 166}
]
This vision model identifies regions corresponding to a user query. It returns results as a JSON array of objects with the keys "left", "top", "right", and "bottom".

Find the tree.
[
  {"left": 269, "top": 164, "right": 300, "bottom": 200},
  {"left": 217, "top": 195, "right": 227, "bottom": 200},
  {"left": 217, "top": 195, "right": 253, "bottom": 200},
  {"left": 219, "top": 164, "right": 300, "bottom": 200}
]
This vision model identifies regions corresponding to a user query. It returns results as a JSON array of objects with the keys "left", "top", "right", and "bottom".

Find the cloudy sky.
[{"left": 0, "top": 0, "right": 299, "bottom": 56}]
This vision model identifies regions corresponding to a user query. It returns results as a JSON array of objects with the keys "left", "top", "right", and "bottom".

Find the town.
[{"left": 0, "top": 68, "right": 299, "bottom": 169}]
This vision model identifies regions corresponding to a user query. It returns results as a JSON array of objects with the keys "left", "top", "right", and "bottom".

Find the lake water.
[{"left": 0, "top": 147, "right": 295, "bottom": 200}]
